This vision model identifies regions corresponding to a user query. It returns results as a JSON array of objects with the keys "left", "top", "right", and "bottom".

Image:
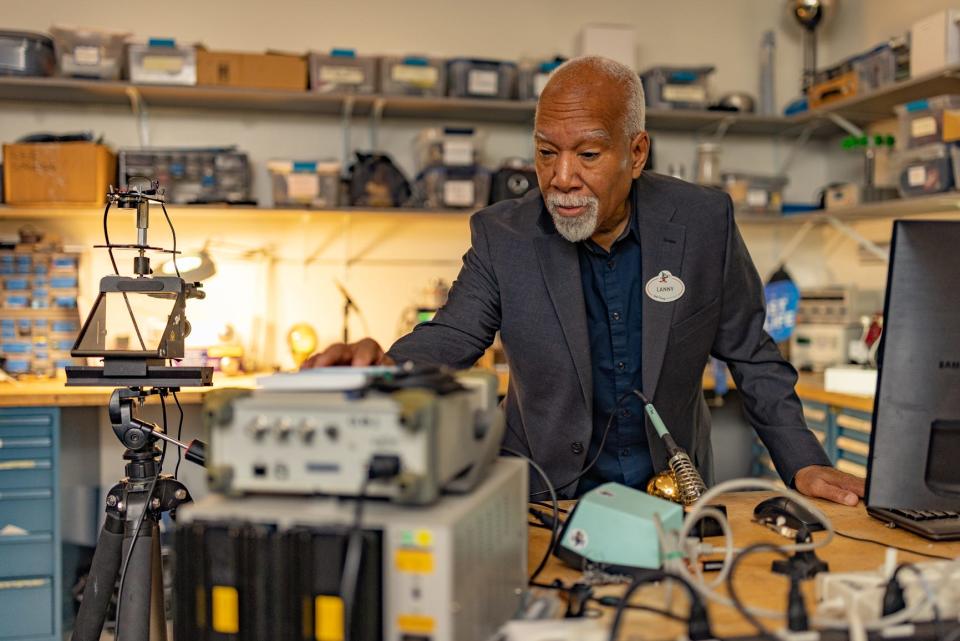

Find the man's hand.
[
  {"left": 300, "top": 338, "right": 395, "bottom": 369},
  {"left": 793, "top": 465, "right": 865, "bottom": 506}
]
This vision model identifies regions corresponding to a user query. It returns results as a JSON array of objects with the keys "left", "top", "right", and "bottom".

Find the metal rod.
[{"left": 824, "top": 215, "right": 890, "bottom": 262}]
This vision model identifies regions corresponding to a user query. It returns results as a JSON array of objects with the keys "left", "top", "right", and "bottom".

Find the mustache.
[{"left": 545, "top": 193, "right": 598, "bottom": 208}]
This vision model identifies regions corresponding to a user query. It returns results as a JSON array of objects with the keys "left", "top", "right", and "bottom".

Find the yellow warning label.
[
  {"left": 315, "top": 595, "right": 345, "bottom": 641},
  {"left": 414, "top": 529, "right": 433, "bottom": 547},
  {"left": 211, "top": 585, "right": 239, "bottom": 634},
  {"left": 398, "top": 614, "right": 436, "bottom": 634},
  {"left": 395, "top": 549, "right": 434, "bottom": 574}
]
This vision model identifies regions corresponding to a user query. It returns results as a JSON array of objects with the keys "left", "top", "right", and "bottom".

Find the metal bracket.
[
  {"left": 778, "top": 121, "right": 819, "bottom": 176},
  {"left": 823, "top": 215, "right": 889, "bottom": 262},
  {"left": 826, "top": 112, "right": 864, "bottom": 138},
  {"left": 341, "top": 95, "right": 355, "bottom": 175},
  {"left": 124, "top": 87, "right": 150, "bottom": 147},
  {"left": 369, "top": 97, "right": 386, "bottom": 150}
]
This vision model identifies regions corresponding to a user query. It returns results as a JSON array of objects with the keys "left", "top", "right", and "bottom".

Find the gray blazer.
[{"left": 388, "top": 172, "right": 831, "bottom": 495}]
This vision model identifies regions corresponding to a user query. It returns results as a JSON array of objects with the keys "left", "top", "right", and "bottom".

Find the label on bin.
[
  {"left": 74, "top": 45, "right": 101, "bottom": 66},
  {"left": 746, "top": 188, "right": 769, "bottom": 208},
  {"left": 286, "top": 173, "right": 320, "bottom": 200},
  {"left": 663, "top": 84, "right": 706, "bottom": 103},
  {"left": 467, "top": 69, "right": 499, "bottom": 96},
  {"left": 442, "top": 140, "right": 474, "bottom": 166},
  {"left": 908, "top": 165, "right": 927, "bottom": 187},
  {"left": 319, "top": 65, "right": 365, "bottom": 85},
  {"left": 911, "top": 116, "right": 937, "bottom": 139},
  {"left": 392, "top": 64, "right": 438, "bottom": 87},
  {"left": 444, "top": 180, "right": 475, "bottom": 207},
  {"left": 142, "top": 55, "right": 184, "bottom": 73}
]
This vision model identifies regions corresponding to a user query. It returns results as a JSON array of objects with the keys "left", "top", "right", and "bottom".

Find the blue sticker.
[{"left": 763, "top": 279, "right": 800, "bottom": 343}]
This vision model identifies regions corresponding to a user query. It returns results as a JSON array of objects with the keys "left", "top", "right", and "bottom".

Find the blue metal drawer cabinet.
[{"left": 0, "top": 408, "right": 60, "bottom": 641}]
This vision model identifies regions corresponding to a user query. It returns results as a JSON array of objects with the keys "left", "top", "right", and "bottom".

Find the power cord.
[
  {"left": 102, "top": 202, "right": 146, "bottom": 351},
  {"left": 529, "top": 391, "right": 634, "bottom": 499},
  {"left": 724, "top": 543, "right": 792, "bottom": 641},
  {"left": 340, "top": 455, "right": 401, "bottom": 641},
  {"left": 172, "top": 390, "right": 184, "bottom": 480},
  {"left": 501, "top": 447, "right": 559, "bottom": 584},
  {"left": 609, "top": 569, "right": 713, "bottom": 641},
  {"left": 834, "top": 529, "right": 953, "bottom": 561},
  {"left": 114, "top": 392, "right": 169, "bottom": 641},
  {"left": 528, "top": 580, "right": 686, "bottom": 623}
]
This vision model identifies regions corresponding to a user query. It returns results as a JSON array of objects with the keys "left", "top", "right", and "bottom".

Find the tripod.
[{"left": 71, "top": 387, "right": 206, "bottom": 641}]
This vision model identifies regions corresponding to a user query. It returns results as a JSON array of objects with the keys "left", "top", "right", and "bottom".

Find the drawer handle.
[
  {"left": 0, "top": 459, "right": 52, "bottom": 471},
  {"left": 0, "top": 437, "right": 53, "bottom": 449},
  {"left": 0, "top": 488, "right": 52, "bottom": 500},
  {"left": 0, "top": 578, "right": 49, "bottom": 591}
]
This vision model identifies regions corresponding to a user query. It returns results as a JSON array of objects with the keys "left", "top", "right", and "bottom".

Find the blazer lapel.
[
  {"left": 639, "top": 186, "right": 686, "bottom": 402},
  {"left": 534, "top": 232, "right": 592, "bottom": 415}
]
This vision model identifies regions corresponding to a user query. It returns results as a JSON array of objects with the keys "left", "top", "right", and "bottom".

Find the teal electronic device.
[{"left": 556, "top": 482, "right": 684, "bottom": 571}]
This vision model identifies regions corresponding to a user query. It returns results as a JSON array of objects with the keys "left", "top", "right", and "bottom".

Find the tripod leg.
[
  {"left": 72, "top": 514, "right": 124, "bottom": 641},
  {"left": 118, "top": 516, "right": 157, "bottom": 641},
  {"left": 150, "top": 531, "right": 167, "bottom": 641}
]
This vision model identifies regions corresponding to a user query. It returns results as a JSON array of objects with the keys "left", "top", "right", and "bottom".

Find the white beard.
[{"left": 545, "top": 193, "right": 600, "bottom": 243}]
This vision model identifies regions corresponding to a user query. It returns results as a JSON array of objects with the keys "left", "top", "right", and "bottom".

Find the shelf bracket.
[
  {"left": 124, "top": 87, "right": 151, "bottom": 148},
  {"left": 778, "top": 121, "right": 818, "bottom": 176},
  {"left": 768, "top": 219, "right": 817, "bottom": 277},
  {"left": 825, "top": 112, "right": 864, "bottom": 138},
  {"left": 369, "top": 97, "right": 386, "bottom": 150},
  {"left": 823, "top": 215, "right": 889, "bottom": 262}
]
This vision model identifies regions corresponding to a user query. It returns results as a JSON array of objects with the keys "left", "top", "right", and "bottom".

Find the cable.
[
  {"left": 114, "top": 394, "right": 168, "bottom": 641},
  {"left": 102, "top": 201, "right": 147, "bottom": 351},
  {"left": 172, "top": 390, "right": 184, "bottom": 479},
  {"left": 609, "top": 569, "right": 711, "bottom": 641},
  {"left": 527, "top": 579, "right": 687, "bottom": 622},
  {"left": 339, "top": 476, "right": 370, "bottom": 641},
  {"left": 833, "top": 530, "right": 954, "bottom": 561},
  {"left": 501, "top": 446, "right": 559, "bottom": 583},
  {"left": 529, "top": 391, "right": 634, "bottom": 499},
  {"left": 724, "top": 543, "right": 791, "bottom": 641},
  {"left": 159, "top": 201, "right": 181, "bottom": 279}
]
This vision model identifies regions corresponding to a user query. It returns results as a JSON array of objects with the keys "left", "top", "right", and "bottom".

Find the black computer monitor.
[{"left": 866, "top": 220, "right": 960, "bottom": 512}]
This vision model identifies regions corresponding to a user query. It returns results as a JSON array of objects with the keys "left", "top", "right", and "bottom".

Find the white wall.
[{"left": 0, "top": 0, "right": 943, "bottom": 366}]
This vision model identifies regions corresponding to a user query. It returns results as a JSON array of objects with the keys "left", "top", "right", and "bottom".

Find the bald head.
[{"left": 536, "top": 56, "right": 646, "bottom": 139}]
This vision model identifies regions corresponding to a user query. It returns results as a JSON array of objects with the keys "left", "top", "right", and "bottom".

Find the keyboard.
[{"left": 867, "top": 506, "right": 960, "bottom": 541}]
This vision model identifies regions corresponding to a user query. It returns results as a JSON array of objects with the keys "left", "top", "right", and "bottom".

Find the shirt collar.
[{"left": 581, "top": 182, "right": 640, "bottom": 255}]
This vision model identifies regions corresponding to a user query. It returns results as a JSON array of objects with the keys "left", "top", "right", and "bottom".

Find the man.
[{"left": 304, "top": 56, "right": 865, "bottom": 505}]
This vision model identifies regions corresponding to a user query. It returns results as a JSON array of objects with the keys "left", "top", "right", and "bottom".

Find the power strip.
[
  {"left": 498, "top": 619, "right": 608, "bottom": 641},
  {"left": 815, "top": 554, "right": 960, "bottom": 624}
]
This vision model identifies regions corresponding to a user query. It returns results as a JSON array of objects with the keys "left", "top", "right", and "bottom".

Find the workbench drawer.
[
  {"left": 801, "top": 401, "right": 830, "bottom": 430},
  {"left": 0, "top": 458, "right": 53, "bottom": 489},
  {"left": 835, "top": 408, "right": 873, "bottom": 437},
  {"left": 0, "top": 488, "right": 54, "bottom": 533},
  {"left": 0, "top": 533, "right": 54, "bottom": 577},
  {"left": 0, "top": 435, "right": 54, "bottom": 461},
  {"left": 0, "top": 576, "right": 54, "bottom": 639}
]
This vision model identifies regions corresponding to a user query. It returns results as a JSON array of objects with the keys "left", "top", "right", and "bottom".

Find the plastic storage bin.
[
  {"left": 119, "top": 147, "right": 252, "bottom": 205},
  {"left": 51, "top": 26, "right": 128, "bottom": 79},
  {"left": 416, "top": 166, "right": 491, "bottom": 209},
  {"left": 268, "top": 160, "right": 341, "bottom": 208},
  {"left": 447, "top": 59, "right": 517, "bottom": 99},
  {"left": 895, "top": 143, "right": 955, "bottom": 197},
  {"left": 895, "top": 95, "right": 960, "bottom": 149},
  {"left": 723, "top": 173, "right": 787, "bottom": 213},
  {"left": 518, "top": 58, "right": 564, "bottom": 101},
  {"left": 0, "top": 31, "right": 55, "bottom": 77},
  {"left": 126, "top": 39, "right": 196, "bottom": 85},
  {"left": 309, "top": 49, "right": 377, "bottom": 94},
  {"left": 415, "top": 127, "right": 484, "bottom": 172},
  {"left": 379, "top": 55, "right": 445, "bottom": 97},
  {"left": 640, "top": 66, "right": 714, "bottom": 110}
]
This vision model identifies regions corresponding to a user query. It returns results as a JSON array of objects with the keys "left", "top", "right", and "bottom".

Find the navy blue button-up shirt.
[{"left": 576, "top": 202, "right": 653, "bottom": 494}]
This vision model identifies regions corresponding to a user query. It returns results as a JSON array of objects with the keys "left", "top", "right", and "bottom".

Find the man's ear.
[{"left": 631, "top": 131, "right": 650, "bottom": 179}]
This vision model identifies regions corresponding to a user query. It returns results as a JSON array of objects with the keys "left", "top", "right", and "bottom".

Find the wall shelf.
[{"left": 2, "top": 194, "right": 959, "bottom": 225}]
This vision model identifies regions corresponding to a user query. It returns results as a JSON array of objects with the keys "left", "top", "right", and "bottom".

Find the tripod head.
[{"left": 110, "top": 387, "right": 206, "bottom": 467}]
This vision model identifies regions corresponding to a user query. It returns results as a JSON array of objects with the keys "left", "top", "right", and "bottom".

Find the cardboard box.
[
  {"left": 197, "top": 50, "right": 307, "bottom": 91},
  {"left": 574, "top": 24, "right": 636, "bottom": 70},
  {"left": 2, "top": 142, "right": 116, "bottom": 206}
]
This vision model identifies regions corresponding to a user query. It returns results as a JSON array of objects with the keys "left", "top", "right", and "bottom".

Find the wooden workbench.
[
  {"left": 0, "top": 373, "right": 260, "bottom": 408},
  {"left": 529, "top": 492, "right": 958, "bottom": 640}
]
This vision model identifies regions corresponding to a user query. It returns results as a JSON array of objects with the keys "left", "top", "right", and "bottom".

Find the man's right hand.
[{"left": 300, "top": 338, "right": 394, "bottom": 369}]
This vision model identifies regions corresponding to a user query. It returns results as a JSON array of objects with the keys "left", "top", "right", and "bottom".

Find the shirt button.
[
  {"left": 607, "top": 259, "right": 615, "bottom": 269},
  {"left": 621, "top": 409, "right": 631, "bottom": 418},
  {"left": 620, "top": 448, "right": 630, "bottom": 456},
  {"left": 571, "top": 441, "right": 584, "bottom": 454},
  {"left": 617, "top": 361, "right": 626, "bottom": 370},
  {"left": 611, "top": 311, "right": 621, "bottom": 321}
]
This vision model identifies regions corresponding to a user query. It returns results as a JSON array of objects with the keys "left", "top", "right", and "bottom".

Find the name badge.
[{"left": 645, "top": 270, "right": 685, "bottom": 303}]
